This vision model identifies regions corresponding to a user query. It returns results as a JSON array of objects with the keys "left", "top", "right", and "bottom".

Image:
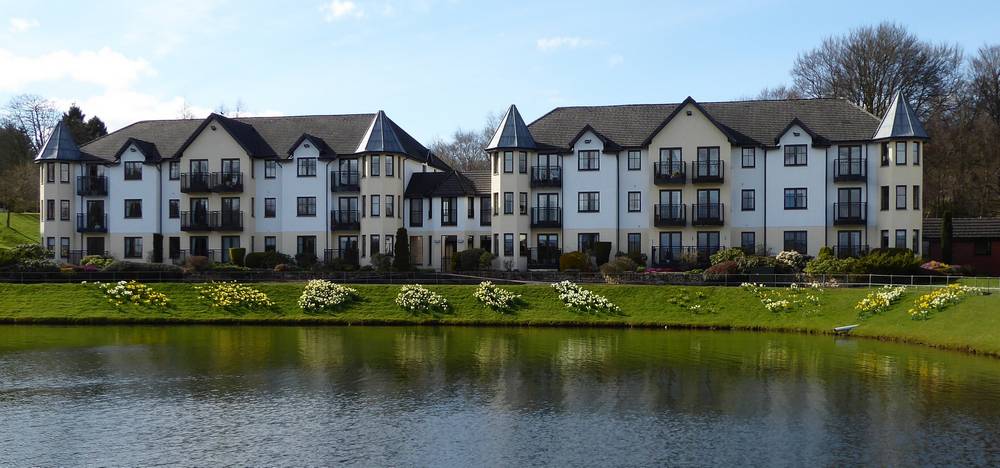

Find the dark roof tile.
[{"left": 923, "top": 218, "right": 1000, "bottom": 239}]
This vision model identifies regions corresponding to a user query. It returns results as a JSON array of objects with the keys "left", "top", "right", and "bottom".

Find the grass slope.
[
  {"left": 0, "top": 282, "right": 997, "bottom": 356},
  {"left": 0, "top": 212, "right": 40, "bottom": 249}
]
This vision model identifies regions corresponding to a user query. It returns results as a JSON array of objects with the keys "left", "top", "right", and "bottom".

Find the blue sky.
[{"left": 1, "top": 0, "right": 997, "bottom": 144}]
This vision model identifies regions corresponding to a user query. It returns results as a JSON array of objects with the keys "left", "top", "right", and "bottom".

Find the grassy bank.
[
  {"left": 0, "top": 213, "right": 39, "bottom": 249},
  {"left": 0, "top": 282, "right": 997, "bottom": 356}
]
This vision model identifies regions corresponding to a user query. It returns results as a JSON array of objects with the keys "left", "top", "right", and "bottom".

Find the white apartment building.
[{"left": 36, "top": 93, "right": 925, "bottom": 271}]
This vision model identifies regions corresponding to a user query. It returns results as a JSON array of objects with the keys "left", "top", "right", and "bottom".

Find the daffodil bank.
[
  {"left": 195, "top": 282, "right": 274, "bottom": 310},
  {"left": 298, "top": 280, "right": 359, "bottom": 313},
  {"left": 550, "top": 281, "right": 621, "bottom": 314},
  {"left": 855, "top": 285, "right": 907, "bottom": 320},
  {"left": 88, "top": 280, "right": 170, "bottom": 308},
  {"left": 473, "top": 281, "right": 522, "bottom": 314},
  {"left": 909, "top": 284, "right": 984, "bottom": 320},
  {"left": 740, "top": 282, "right": 823, "bottom": 313},
  {"left": 395, "top": 284, "right": 449, "bottom": 314}
]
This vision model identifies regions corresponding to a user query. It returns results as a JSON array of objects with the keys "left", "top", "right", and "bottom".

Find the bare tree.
[
  {"left": 179, "top": 100, "right": 196, "bottom": 119},
  {"left": 971, "top": 45, "right": 1000, "bottom": 126},
  {"left": 430, "top": 110, "right": 502, "bottom": 172},
  {"left": 4, "top": 94, "right": 59, "bottom": 153},
  {"left": 215, "top": 102, "right": 229, "bottom": 116},
  {"left": 743, "top": 85, "right": 804, "bottom": 100},
  {"left": 233, "top": 98, "right": 246, "bottom": 117}
]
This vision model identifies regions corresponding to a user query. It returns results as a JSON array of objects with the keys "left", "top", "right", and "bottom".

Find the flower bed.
[
  {"left": 298, "top": 280, "right": 359, "bottom": 313},
  {"left": 909, "top": 284, "right": 983, "bottom": 320},
  {"left": 89, "top": 280, "right": 170, "bottom": 308},
  {"left": 855, "top": 285, "right": 907, "bottom": 320},
  {"left": 395, "top": 284, "right": 449, "bottom": 314},
  {"left": 741, "top": 282, "right": 822, "bottom": 313},
  {"left": 195, "top": 282, "right": 274, "bottom": 310},
  {"left": 473, "top": 281, "right": 522, "bottom": 313},
  {"left": 551, "top": 280, "right": 621, "bottom": 314}
]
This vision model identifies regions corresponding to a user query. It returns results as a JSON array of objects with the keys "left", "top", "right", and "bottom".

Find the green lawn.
[
  {"left": 0, "top": 212, "right": 39, "bottom": 249},
  {"left": 0, "top": 282, "right": 998, "bottom": 356}
]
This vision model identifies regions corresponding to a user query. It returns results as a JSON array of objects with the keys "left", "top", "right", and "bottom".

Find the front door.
[
  {"left": 442, "top": 235, "right": 458, "bottom": 271},
  {"left": 838, "top": 231, "right": 862, "bottom": 257},
  {"left": 696, "top": 231, "right": 721, "bottom": 261},
  {"left": 85, "top": 237, "right": 105, "bottom": 256}
]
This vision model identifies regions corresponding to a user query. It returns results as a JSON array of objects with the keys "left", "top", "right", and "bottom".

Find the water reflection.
[{"left": 0, "top": 325, "right": 999, "bottom": 466}]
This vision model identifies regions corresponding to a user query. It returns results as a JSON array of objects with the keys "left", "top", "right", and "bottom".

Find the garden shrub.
[
  {"left": 245, "top": 251, "right": 293, "bottom": 269},
  {"left": 559, "top": 251, "right": 591, "bottom": 271},
  {"left": 776, "top": 250, "right": 807, "bottom": 271},
  {"left": 705, "top": 260, "right": 739, "bottom": 275},
  {"left": 593, "top": 242, "right": 612, "bottom": 266},
  {"left": 185, "top": 256, "right": 211, "bottom": 271},
  {"left": 599, "top": 256, "right": 638, "bottom": 281},
  {"left": 81, "top": 255, "right": 114, "bottom": 269},
  {"left": 298, "top": 280, "right": 359, "bottom": 313},
  {"left": 709, "top": 247, "right": 746, "bottom": 265},
  {"left": 103, "top": 261, "right": 183, "bottom": 273},
  {"left": 10, "top": 243, "right": 50, "bottom": 262},
  {"left": 209, "top": 263, "right": 250, "bottom": 272},
  {"left": 0, "top": 248, "right": 16, "bottom": 267},
  {"left": 453, "top": 248, "right": 489, "bottom": 271},
  {"left": 473, "top": 281, "right": 522, "bottom": 313},
  {"left": 737, "top": 255, "right": 779, "bottom": 273},
  {"left": 228, "top": 248, "right": 247, "bottom": 267},
  {"left": 395, "top": 284, "right": 449, "bottom": 314},
  {"left": 295, "top": 253, "right": 318, "bottom": 269},
  {"left": 860, "top": 250, "right": 923, "bottom": 275},
  {"left": 370, "top": 253, "right": 394, "bottom": 272},
  {"left": 393, "top": 229, "right": 411, "bottom": 271},
  {"left": 551, "top": 280, "right": 621, "bottom": 314},
  {"left": 479, "top": 251, "right": 495, "bottom": 270}
]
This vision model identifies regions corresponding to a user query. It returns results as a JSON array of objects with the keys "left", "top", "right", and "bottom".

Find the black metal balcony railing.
[
  {"left": 834, "top": 244, "right": 870, "bottom": 258},
  {"left": 530, "top": 207, "right": 562, "bottom": 228},
  {"left": 530, "top": 166, "right": 562, "bottom": 187},
  {"left": 653, "top": 161, "right": 686, "bottom": 184},
  {"left": 480, "top": 207, "right": 492, "bottom": 226},
  {"left": 180, "top": 211, "right": 215, "bottom": 231},
  {"left": 76, "top": 176, "right": 108, "bottom": 196},
  {"left": 324, "top": 248, "right": 360, "bottom": 265},
  {"left": 833, "top": 202, "right": 867, "bottom": 225},
  {"left": 330, "top": 210, "right": 361, "bottom": 230},
  {"left": 180, "top": 173, "right": 212, "bottom": 193},
  {"left": 441, "top": 209, "right": 458, "bottom": 226},
  {"left": 833, "top": 158, "right": 866, "bottom": 182},
  {"left": 217, "top": 210, "right": 244, "bottom": 231},
  {"left": 692, "top": 203, "right": 724, "bottom": 225},
  {"left": 653, "top": 204, "right": 686, "bottom": 226},
  {"left": 692, "top": 160, "right": 724, "bottom": 183},
  {"left": 331, "top": 171, "right": 360, "bottom": 192},
  {"left": 527, "top": 247, "right": 561, "bottom": 269},
  {"left": 76, "top": 213, "right": 108, "bottom": 233},
  {"left": 214, "top": 172, "right": 243, "bottom": 192},
  {"left": 650, "top": 245, "right": 723, "bottom": 268}
]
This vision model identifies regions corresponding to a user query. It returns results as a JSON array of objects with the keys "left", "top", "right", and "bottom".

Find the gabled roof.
[
  {"left": 486, "top": 104, "right": 537, "bottom": 150},
  {"left": 923, "top": 218, "right": 1000, "bottom": 239},
  {"left": 404, "top": 170, "right": 490, "bottom": 198},
  {"left": 287, "top": 133, "right": 336, "bottom": 158},
  {"left": 113, "top": 137, "right": 162, "bottom": 163},
  {"left": 34, "top": 121, "right": 83, "bottom": 162},
  {"left": 873, "top": 91, "right": 929, "bottom": 141},
  {"left": 173, "top": 113, "right": 277, "bottom": 159},
  {"left": 641, "top": 97, "right": 748, "bottom": 146},
  {"left": 356, "top": 110, "right": 405, "bottom": 154},
  {"left": 567, "top": 124, "right": 622, "bottom": 152},
  {"left": 774, "top": 118, "right": 830, "bottom": 147}
]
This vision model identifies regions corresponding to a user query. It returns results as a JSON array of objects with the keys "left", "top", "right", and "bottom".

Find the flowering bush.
[
  {"left": 908, "top": 284, "right": 983, "bottom": 320},
  {"left": 473, "top": 281, "right": 522, "bottom": 313},
  {"left": 298, "top": 280, "right": 359, "bottom": 313},
  {"left": 776, "top": 250, "right": 806, "bottom": 271},
  {"left": 195, "top": 282, "right": 274, "bottom": 310},
  {"left": 89, "top": 280, "right": 170, "bottom": 308},
  {"left": 855, "top": 285, "right": 907, "bottom": 320},
  {"left": 551, "top": 280, "right": 621, "bottom": 314},
  {"left": 395, "top": 284, "right": 449, "bottom": 314},
  {"left": 741, "top": 282, "right": 823, "bottom": 313}
]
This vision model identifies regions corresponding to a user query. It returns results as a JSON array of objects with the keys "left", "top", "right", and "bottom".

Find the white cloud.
[
  {"left": 8, "top": 17, "right": 39, "bottom": 33},
  {"left": 536, "top": 36, "right": 598, "bottom": 52},
  {"left": 0, "top": 47, "right": 155, "bottom": 91},
  {"left": 321, "top": 0, "right": 365, "bottom": 21},
  {"left": 607, "top": 54, "right": 624, "bottom": 67}
]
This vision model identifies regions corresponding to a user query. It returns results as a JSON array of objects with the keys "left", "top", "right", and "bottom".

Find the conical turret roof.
[
  {"left": 34, "top": 120, "right": 82, "bottom": 161},
  {"left": 486, "top": 104, "right": 537, "bottom": 150},
  {"left": 355, "top": 110, "right": 405, "bottom": 154},
  {"left": 873, "top": 91, "right": 929, "bottom": 141}
]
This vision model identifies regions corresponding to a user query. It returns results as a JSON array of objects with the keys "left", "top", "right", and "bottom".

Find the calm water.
[{"left": 1, "top": 325, "right": 1000, "bottom": 466}]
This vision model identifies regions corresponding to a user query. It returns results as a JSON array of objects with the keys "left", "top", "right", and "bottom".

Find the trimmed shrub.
[
  {"left": 210, "top": 263, "right": 250, "bottom": 272},
  {"left": 393, "top": 228, "right": 411, "bottom": 271},
  {"left": 228, "top": 248, "right": 247, "bottom": 267},
  {"left": 559, "top": 251, "right": 591, "bottom": 271},
  {"left": 454, "top": 248, "right": 489, "bottom": 271},
  {"left": 103, "top": 261, "right": 183, "bottom": 273},
  {"left": 710, "top": 247, "right": 746, "bottom": 265},
  {"left": 859, "top": 249, "right": 923, "bottom": 275},
  {"left": 600, "top": 256, "right": 639, "bottom": 275},
  {"left": 479, "top": 251, "right": 495, "bottom": 270},
  {"left": 184, "top": 256, "right": 211, "bottom": 272},
  {"left": 274, "top": 263, "right": 292, "bottom": 272},
  {"left": 10, "top": 243, "right": 50, "bottom": 262},
  {"left": 776, "top": 250, "right": 807, "bottom": 271},
  {"left": 244, "top": 251, "right": 292, "bottom": 269},
  {"left": 370, "top": 253, "right": 393, "bottom": 272},
  {"left": 295, "top": 253, "right": 318, "bottom": 269},
  {"left": 705, "top": 260, "right": 739, "bottom": 275},
  {"left": 0, "top": 248, "right": 18, "bottom": 267},
  {"left": 593, "top": 242, "right": 612, "bottom": 266}
]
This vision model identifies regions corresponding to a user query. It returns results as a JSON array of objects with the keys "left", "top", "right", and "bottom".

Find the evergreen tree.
[
  {"left": 393, "top": 227, "right": 411, "bottom": 270},
  {"left": 61, "top": 104, "right": 108, "bottom": 145},
  {"left": 941, "top": 212, "right": 954, "bottom": 263}
]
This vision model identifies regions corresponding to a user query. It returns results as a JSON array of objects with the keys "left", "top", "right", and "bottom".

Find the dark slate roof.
[
  {"left": 356, "top": 110, "right": 405, "bottom": 154},
  {"left": 923, "top": 218, "right": 1000, "bottom": 239},
  {"left": 527, "top": 97, "right": 882, "bottom": 150},
  {"left": 404, "top": 170, "right": 489, "bottom": 197},
  {"left": 34, "top": 121, "right": 84, "bottom": 161},
  {"left": 113, "top": 138, "right": 162, "bottom": 163},
  {"left": 486, "top": 105, "right": 537, "bottom": 150},
  {"left": 873, "top": 91, "right": 929, "bottom": 141}
]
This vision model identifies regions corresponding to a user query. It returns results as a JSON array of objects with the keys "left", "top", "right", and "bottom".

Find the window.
[
  {"left": 578, "top": 150, "right": 599, "bottom": 170},
  {"left": 124, "top": 237, "right": 143, "bottom": 259},
  {"left": 578, "top": 192, "right": 600, "bottom": 212},
  {"left": 741, "top": 147, "right": 755, "bottom": 168},
  {"left": 881, "top": 143, "right": 890, "bottom": 166},
  {"left": 519, "top": 233, "right": 528, "bottom": 256},
  {"left": 503, "top": 151, "right": 513, "bottom": 173},
  {"left": 369, "top": 155, "right": 380, "bottom": 176},
  {"left": 467, "top": 197, "right": 475, "bottom": 218},
  {"left": 627, "top": 150, "right": 641, "bottom": 170},
  {"left": 370, "top": 195, "right": 380, "bottom": 217},
  {"left": 46, "top": 163, "right": 55, "bottom": 183},
  {"left": 895, "top": 142, "right": 907, "bottom": 165},
  {"left": 297, "top": 157, "right": 317, "bottom": 177},
  {"left": 741, "top": 232, "right": 756, "bottom": 253},
  {"left": 386, "top": 195, "right": 395, "bottom": 218},
  {"left": 385, "top": 156, "right": 394, "bottom": 177},
  {"left": 370, "top": 234, "right": 380, "bottom": 255},
  {"left": 784, "top": 188, "right": 807, "bottom": 210},
  {"left": 503, "top": 192, "right": 514, "bottom": 214},
  {"left": 974, "top": 239, "right": 992, "bottom": 256},
  {"left": 124, "top": 199, "right": 142, "bottom": 218},
  {"left": 264, "top": 198, "right": 276, "bottom": 218},
  {"left": 264, "top": 236, "right": 277, "bottom": 252},
  {"left": 297, "top": 197, "right": 316, "bottom": 216},
  {"left": 124, "top": 161, "right": 142, "bottom": 180},
  {"left": 913, "top": 229, "right": 920, "bottom": 254},
  {"left": 59, "top": 200, "right": 70, "bottom": 220},
  {"left": 169, "top": 161, "right": 180, "bottom": 180},
  {"left": 895, "top": 229, "right": 906, "bottom": 249},
  {"left": 784, "top": 145, "right": 807, "bottom": 166},
  {"left": 59, "top": 163, "right": 70, "bottom": 183},
  {"left": 627, "top": 192, "right": 641, "bottom": 212},
  {"left": 518, "top": 152, "right": 527, "bottom": 173},
  {"left": 741, "top": 190, "right": 755, "bottom": 211},
  {"left": 409, "top": 199, "right": 424, "bottom": 227},
  {"left": 492, "top": 193, "right": 499, "bottom": 215},
  {"left": 386, "top": 235, "right": 395, "bottom": 255},
  {"left": 297, "top": 236, "right": 317, "bottom": 256},
  {"left": 913, "top": 142, "right": 921, "bottom": 165},
  {"left": 169, "top": 237, "right": 181, "bottom": 259},
  {"left": 578, "top": 233, "right": 599, "bottom": 252},
  {"left": 881, "top": 186, "right": 890, "bottom": 211},
  {"left": 60, "top": 237, "right": 70, "bottom": 258},
  {"left": 881, "top": 230, "right": 890, "bottom": 249},
  {"left": 480, "top": 235, "right": 491, "bottom": 253},
  {"left": 265, "top": 160, "right": 277, "bottom": 178},
  {"left": 503, "top": 233, "right": 514, "bottom": 257},
  {"left": 169, "top": 199, "right": 179, "bottom": 219},
  {"left": 913, "top": 185, "right": 920, "bottom": 210},
  {"left": 896, "top": 185, "right": 907, "bottom": 210},
  {"left": 783, "top": 231, "right": 807, "bottom": 254},
  {"left": 45, "top": 200, "right": 54, "bottom": 220},
  {"left": 627, "top": 233, "right": 641, "bottom": 255},
  {"left": 519, "top": 192, "right": 528, "bottom": 215},
  {"left": 46, "top": 237, "right": 55, "bottom": 254},
  {"left": 493, "top": 154, "right": 499, "bottom": 174}
]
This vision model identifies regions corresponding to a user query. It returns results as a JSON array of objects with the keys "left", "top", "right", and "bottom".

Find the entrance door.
[
  {"left": 190, "top": 236, "right": 209, "bottom": 258},
  {"left": 837, "top": 231, "right": 862, "bottom": 257},
  {"left": 442, "top": 235, "right": 458, "bottom": 271},
  {"left": 696, "top": 231, "right": 721, "bottom": 261},
  {"left": 85, "top": 237, "right": 105, "bottom": 256},
  {"left": 658, "top": 232, "right": 681, "bottom": 263}
]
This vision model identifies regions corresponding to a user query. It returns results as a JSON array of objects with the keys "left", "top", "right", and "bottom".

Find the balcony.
[
  {"left": 527, "top": 247, "right": 561, "bottom": 269},
  {"left": 330, "top": 210, "right": 360, "bottom": 230},
  {"left": 217, "top": 210, "right": 244, "bottom": 231},
  {"left": 331, "top": 170, "right": 360, "bottom": 192},
  {"left": 531, "top": 207, "right": 562, "bottom": 228},
  {"left": 213, "top": 172, "right": 244, "bottom": 193},
  {"left": 833, "top": 158, "right": 866, "bottom": 182},
  {"left": 480, "top": 207, "right": 492, "bottom": 226},
  {"left": 180, "top": 211, "right": 215, "bottom": 231},
  {"left": 653, "top": 161, "right": 686, "bottom": 184},
  {"left": 692, "top": 203, "right": 725, "bottom": 226},
  {"left": 653, "top": 204, "right": 686, "bottom": 227},
  {"left": 650, "top": 245, "right": 722, "bottom": 268},
  {"left": 324, "top": 248, "right": 359, "bottom": 266},
  {"left": 833, "top": 202, "right": 867, "bottom": 225},
  {"left": 76, "top": 176, "right": 108, "bottom": 196},
  {"left": 530, "top": 166, "right": 562, "bottom": 188},
  {"left": 834, "top": 244, "right": 869, "bottom": 258},
  {"left": 180, "top": 173, "right": 212, "bottom": 193},
  {"left": 692, "top": 161, "right": 724, "bottom": 183},
  {"left": 441, "top": 209, "right": 458, "bottom": 227},
  {"left": 75, "top": 213, "right": 108, "bottom": 233}
]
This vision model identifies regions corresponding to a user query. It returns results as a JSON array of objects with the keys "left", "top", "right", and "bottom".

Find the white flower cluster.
[
  {"left": 776, "top": 250, "right": 805, "bottom": 270},
  {"left": 395, "top": 284, "right": 449, "bottom": 314},
  {"left": 551, "top": 280, "right": 621, "bottom": 314},
  {"left": 92, "top": 280, "right": 170, "bottom": 308},
  {"left": 741, "top": 282, "right": 822, "bottom": 313},
  {"left": 298, "top": 280, "right": 359, "bottom": 313},
  {"left": 473, "top": 281, "right": 521, "bottom": 313},
  {"left": 909, "top": 284, "right": 983, "bottom": 320},
  {"left": 855, "top": 285, "right": 907, "bottom": 320}
]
